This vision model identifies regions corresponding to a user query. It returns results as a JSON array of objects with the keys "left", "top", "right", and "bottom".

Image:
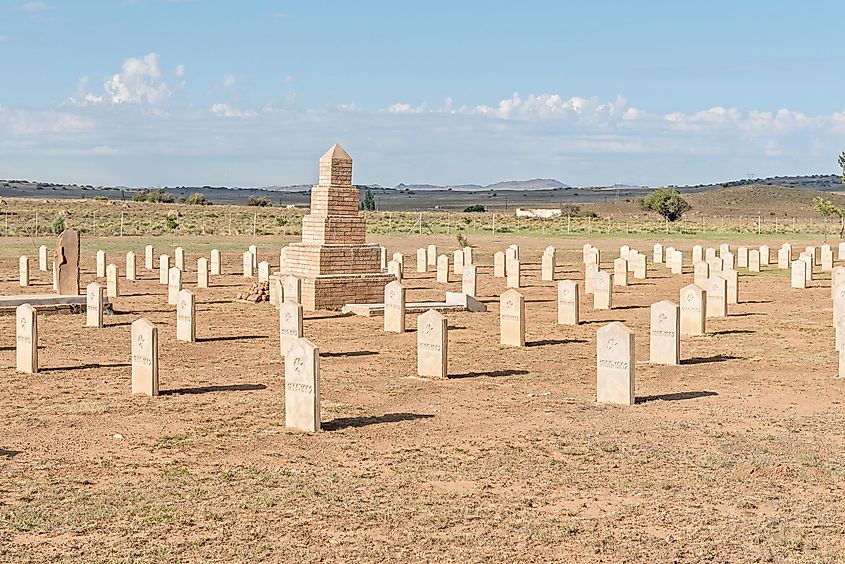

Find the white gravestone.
[
  {"left": 387, "top": 259, "right": 403, "bottom": 282},
  {"left": 197, "top": 257, "right": 209, "bottom": 288},
  {"left": 86, "top": 282, "right": 103, "bottom": 328},
  {"left": 283, "top": 275, "right": 301, "bottom": 304},
  {"left": 167, "top": 266, "right": 182, "bottom": 305},
  {"left": 176, "top": 289, "right": 195, "bottom": 342},
  {"left": 174, "top": 247, "right": 185, "bottom": 271},
  {"left": 417, "top": 309, "right": 448, "bottom": 379},
  {"left": 145, "top": 245, "right": 154, "bottom": 270},
  {"left": 383, "top": 281, "right": 405, "bottom": 333},
  {"left": 19, "top": 256, "right": 29, "bottom": 287},
  {"left": 453, "top": 249, "right": 464, "bottom": 276},
  {"left": 131, "top": 318, "right": 158, "bottom": 396},
  {"left": 159, "top": 255, "right": 170, "bottom": 285},
  {"left": 613, "top": 258, "right": 628, "bottom": 287},
  {"left": 258, "top": 261, "right": 270, "bottom": 283},
  {"left": 493, "top": 251, "right": 505, "bottom": 277},
  {"left": 596, "top": 322, "right": 635, "bottom": 405},
  {"left": 16, "top": 303, "right": 37, "bottom": 374},
  {"left": 96, "top": 250, "right": 106, "bottom": 277},
  {"left": 680, "top": 284, "right": 706, "bottom": 336},
  {"left": 416, "top": 248, "right": 427, "bottom": 273},
  {"left": 790, "top": 260, "right": 807, "bottom": 289},
  {"left": 279, "top": 301, "right": 304, "bottom": 356},
  {"left": 499, "top": 289, "right": 525, "bottom": 347},
  {"left": 557, "top": 280, "right": 579, "bottom": 326},
  {"left": 706, "top": 275, "right": 727, "bottom": 317},
  {"left": 650, "top": 300, "right": 680, "bottom": 365},
  {"left": 38, "top": 245, "right": 48, "bottom": 271},
  {"left": 461, "top": 264, "right": 477, "bottom": 297},
  {"left": 126, "top": 252, "right": 136, "bottom": 282},
  {"left": 210, "top": 249, "right": 221, "bottom": 275},
  {"left": 594, "top": 271, "right": 612, "bottom": 310},
  {"left": 437, "top": 255, "right": 450, "bottom": 283},
  {"left": 284, "top": 338, "right": 321, "bottom": 432},
  {"left": 106, "top": 264, "right": 119, "bottom": 298},
  {"left": 243, "top": 251, "right": 254, "bottom": 278},
  {"left": 426, "top": 245, "right": 437, "bottom": 267}
]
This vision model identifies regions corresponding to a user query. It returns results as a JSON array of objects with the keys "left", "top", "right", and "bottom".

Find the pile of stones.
[{"left": 237, "top": 281, "right": 270, "bottom": 302}]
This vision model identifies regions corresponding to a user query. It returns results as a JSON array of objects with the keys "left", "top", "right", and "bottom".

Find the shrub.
[
  {"left": 639, "top": 188, "right": 691, "bottom": 222},
  {"left": 186, "top": 193, "right": 210, "bottom": 205},
  {"left": 164, "top": 215, "right": 178, "bottom": 230},
  {"left": 93, "top": 195, "right": 108, "bottom": 202},
  {"left": 51, "top": 216, "right": 65, "bottom": 235},
  {"left": 133, "top": 188, "right": 174, "bottom": 203},
  {"left": 456, "top": 234, "right": 469, "bottom": 248},
  {"left": 247, "top": 196, "right": 271, "bottom": 207},
  {"left": 575, "top": 210, "right": 598, "bottom": 218},
  {"left": 463, "top": 204, "right": 486, "bottom": 212},
  {"left": 276, "top": 217, "right": 288, "bottom": 227},
  {"left": 360, "top": 189, "right": 376, "bottom": 211}
]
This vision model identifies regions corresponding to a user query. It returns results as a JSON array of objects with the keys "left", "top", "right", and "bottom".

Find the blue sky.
[{"left": 1, "top": 0, "right": 844, "bottom": 187}]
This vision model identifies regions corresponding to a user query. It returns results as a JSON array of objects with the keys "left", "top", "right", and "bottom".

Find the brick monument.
[{"left": 283, "top": 144, "right": 394, "bottom": 310}]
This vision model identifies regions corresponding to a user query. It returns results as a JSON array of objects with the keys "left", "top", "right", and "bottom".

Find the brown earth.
[{"left": 1, "top": 234, "right": 845, "bottom": 563}]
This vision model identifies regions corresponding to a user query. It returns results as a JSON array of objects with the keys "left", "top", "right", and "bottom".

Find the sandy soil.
[{"left": 1, "top": 234, "right": 845, "bottom": 563}]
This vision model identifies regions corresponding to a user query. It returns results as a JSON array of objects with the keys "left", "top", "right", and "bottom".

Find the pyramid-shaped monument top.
[
  {"left": 318, "top": 144, "right": 353, "bottom": 186},
  {"left": 320, "top": 144, "right": 352, "bottom": 162}
]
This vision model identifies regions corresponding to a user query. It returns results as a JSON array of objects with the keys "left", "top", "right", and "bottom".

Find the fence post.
[
  {"left": 35, "top": 211, "right": 38, "bottom": 237},
  {"left": 229, "top": 213, "right": 232, "bottom": 236},
  {"left": 120, "top": 211, "right": 124, "bottom": 237},
  {"left": 567, "top": 215, "right": 571, "bottom": 235},
  {"left": 253, "top": 212, "right": 257, "bottom": 237},
  {"left": 758, "top": 215, "right": 761, "bottom": 234},
  {"left": 492, "top": 213, "right": 496, "bottom": 235},
  {"left": 93, "top": 210, "right": 97, "bottom": 237}
]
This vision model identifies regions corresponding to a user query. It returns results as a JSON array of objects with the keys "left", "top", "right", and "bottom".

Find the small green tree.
[
  {"left": 361, "top": 189, "right": 376, "bottom": 211},
  {"left": 51, "top": 216, "right": 65, "bottom": 235},
  {"left": 164, "top": 215, "right": 178, "bottom": 230},
  {"left": 247, "top": 196, "right": 271, "bottom": 207},
  {"left": 186, "top": 193, "right": 210, "bottom": 205},
  {"left": 814, "top": 196, "right": 845, "bottom": 239},
  {"left": 838, "top": 151, "right": 845, "bottom": 184},
  {"left": 639, "top": 188, "right": 691, "bottom": 222},
  {"left": 463, "top": 204, "right": 485, "bottom": 212}
]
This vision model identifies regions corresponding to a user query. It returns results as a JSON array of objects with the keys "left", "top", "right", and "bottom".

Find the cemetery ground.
[{"left": 2, "top": 234, "right": 845, "bottom": 562}]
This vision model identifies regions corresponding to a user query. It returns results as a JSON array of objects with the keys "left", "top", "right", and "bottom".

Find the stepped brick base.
[{"left": 300, "top": 273, "right": 395, "bottom": 311}]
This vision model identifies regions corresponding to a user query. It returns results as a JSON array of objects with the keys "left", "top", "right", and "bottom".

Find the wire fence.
[{"left": 1, "top": 204, "right": 844, "bottom": 239}]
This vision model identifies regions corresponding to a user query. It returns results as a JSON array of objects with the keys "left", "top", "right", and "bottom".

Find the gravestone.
[
  {"left": 86, "top": 282, "right": 103, "bottom": 328},
  {"left": 778, "top": 248, "right": 790, "bottom": 269},
  {"left": 145, "top": 245, "right": 154, "bottom": 270},
  {"left": 832, "top": 267, "right": 845, "bottom": 298},
  {"left": 748, "top": 250, "right": 761, "bottom": 272},
  {"left": 176, "top": 289, "right": 195, "bottom": 342},
  {"left": 719, "top": 244, "right": 730, "bottom": 258},
  {"left": 505, "top": 247, "right": 518, "bottom": 271},
  {"left": 249, "top": 244, "right": 258, "bottom": 268},
  {"left": 427, "top": 245, "right": 437, "bottom": 267},
  {"left": 585, "top": 247, "right": 600, "bottom": 267},
  {"left": 52, "top": 261, "right": 57, "bottom": 290},
  {"left": 613, "top": 258, "right": 628, "bottom": 287},
  {"left": 834, "top": 289, "right": 845, "bottom": 351},
  {"left": 417, "top": 309, "right": 448, "bottom": 379},
  {"left": 632, "top": 253, "right": 647, "bottom": 280},
  {"left": 159, "top": 255, "right": 170, "bottom": 285},
  {"left": 506, "top": 260, "right": 521, "bottom": 289},
  {"left": 799, "top": 253, "right": 813, "bottom": 283},
  {"left": 383, "top": 281, "right": 405, "bottom": 333},
  {"left": 791, "top": 260, "right": 807, "bottom": 289},
  {"left": 243, "top": 251, "right": 254, "bottom": 278},
  {"left": 557, "top": 280, "right": 579, "bottom": 325},
  {"left": 462, "top": 264, "right": 477, "bottom": 297},
  {"left": 584, "top": 263, "right": 599, "bottom": 295},
  {"left": 210, "top": 249, "right": 221, "bottom": 275},
  {"left": 387, "top": 259, "right": 403, "bottom": 282},
  {"left": 594, "top": 271, "right": 612, "bottom": 310},
  {"left": 16, "top": 303, "right": 37, "bottom": 374},
  {"left": 822, "top": 247, "right": 834, "bottom": 272},
  {"left": 283, "top": 275, "right": 302, "bottom": 304},
  {"left": 839, "top": 242, "right": 845, "bottom": 261},
  {"left": 680, "top": 284, "right": 706, "bottom": 336},
  {"left": 670, "top": 251, "right": 683, "bottom": 275},
  {"left": 542, "top": 250, "right": 555, "bottom": 281},
  {"left": 106, "top": 264, "right": 119, "bottom": 298},
  {"left": 437, "top": 255, "right": 450, "bottom": 283},
  {"left": 665, "top": 247, "right": 675, "bottom": 268},
  {"left": 126, "top": 252, "right": 136, "bottom": 282},
  {"left": 197, "top": 257, "right": 209, "bottom": 288},
  {"left": 453, "top": 249, "right": 464, "bottom": 276},
  {"left": 38, "top": 245, "right": 47, "bottom": 271},
  {"left": 760, "top": 245, "right": 770, "bottom": 265},
  {"left": 175, "top": 247, "right": 185, "bottom": 271},
  {"left": 706, "top": 256, "right": 723, "bottom": 275},
  {"left": 500, "top": 289, "right": 525, "bottom": 347},
  {"left": 269, "top": 274, "right": 282, "bottom": 305},
  {"left": 692, "top": 245, "right": 703, "bottom": 265},
  {"left": 653, "top": 243, "right": 663, "bottom": 264},
  {"left": 493, "top": 251, "right": 506, "bottom": 277},
  {"left": 284, "top": 338, "right": 320, "bottom": 432},
  {"left": 722, "top": 252, "right": 735, "bottom": 271},
  {"left": 392, "top": 252, "right": 404, "bottom": 269},
  {"left": 650, "top": 300, "right": 680, "bottom": 365},
  {"left": 131, "top": 318, "right": 158, "bottom": 396},
  {"left": 722, "top": 268, "right": 739, "bottom": 305},
  {"left": 96, "top": 250, "right": 106, "bottom": 277},
  {"left": 694, "top": 261, "right": 709, "bottom": 288},
  {"left": 19, "top": 256, "right": 29, "bottom": 287},
  {"left": 258, "top": 261, "right": 270, "bottom": 283},
  {"left": 279, "top": 301, "right": 304, "bottom": 356},
  {"left": 55, "top": 229, "right": 80, "bottom": 295},
  {"left": 706, "top": 275, "right": 727, "bottom": 317},
  {"left": 416, "top": 248, "right": 427, "bottom": 273},
  {"left": 736, "top": 247, "right": 748, "bottom": 268},
  {"left": 463, "top": 246, "right": 473, "bottom": 266},
  {"left": 596, "top": 322, "right": 635, "bottom": 405},
  {"left": 380, "top": 247, "right": 387, "bottom": 270},
  {"left": 620, "top": 245, "right": 630, "bottom": 260},
  {"left": 705, "top": 247, "right": 716, "bottom": 261},
  {"left": 167, "top": 266, "right": 182, "bottom": 305},
  {"left": 509, "top": 244, "right": 520, "bottom": 260}
]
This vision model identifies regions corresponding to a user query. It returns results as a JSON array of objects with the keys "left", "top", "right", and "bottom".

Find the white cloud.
[
  {"left": 283, "top": 75, "right": 294, "bottom": 84},
  {"left": 103, "top": 53, "right": 170, "bottom": 105},
  {"left": 473, "top": 93, "right": 630, "bottom": 123},
  {"left": 175, "top": 64, "right": 185, "bottom": 79},
  {"left": 210, "top": 103, "right": 254, "bottom": 118},
  {"left": 20, "top": 1, "right": 51, "bottom": 12},
  {"left": 223, "top": 74, "right": 236, "bottom": 87},
  {"left": 0, "top": 107, "right": 94, "bottom": 135}
]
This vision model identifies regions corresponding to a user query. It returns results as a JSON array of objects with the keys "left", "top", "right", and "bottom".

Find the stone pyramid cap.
[{"left": 320, "top": 144, "right": 352, "bottom": 162}]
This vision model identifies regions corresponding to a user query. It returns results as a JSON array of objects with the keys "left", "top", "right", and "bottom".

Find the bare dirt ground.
[{"left": 2, "top": 233, "right": 845, "bottom": 563}]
